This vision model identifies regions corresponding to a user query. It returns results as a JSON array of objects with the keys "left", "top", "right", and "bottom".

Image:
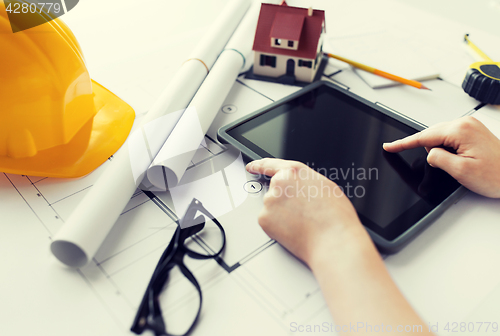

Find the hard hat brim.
[{"left": 0, "top": 80, "right": 135, "bottom": 178}]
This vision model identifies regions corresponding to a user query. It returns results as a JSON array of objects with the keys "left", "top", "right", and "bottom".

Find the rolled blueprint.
[
  {"left": 50, "top": 0, "right": 251, "bottom": 268},
  {"left": 145, "top": 1, "right": 263, "bottom": 190}
]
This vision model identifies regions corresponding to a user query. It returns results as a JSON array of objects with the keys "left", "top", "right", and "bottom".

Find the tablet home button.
[
  {"left": 244, "top": 181, "right": 263, "bottom": 193},
  {"left": 222, "top": 105, "right": 238, "bottom": 114}
]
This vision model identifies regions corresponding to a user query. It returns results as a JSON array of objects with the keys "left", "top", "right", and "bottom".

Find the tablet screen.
[{"left": 227, "top": 84, "right": 461, "bottom": 241}]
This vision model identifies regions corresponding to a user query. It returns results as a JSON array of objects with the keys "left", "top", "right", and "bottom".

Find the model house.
[{"left": 252, "top": 1, "right": 325, "bottom": 83}]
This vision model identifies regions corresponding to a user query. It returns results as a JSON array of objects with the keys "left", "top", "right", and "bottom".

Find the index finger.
[
  {"left": 383, "top": 126, "right": 448, "bottom": 153},
  {"left": 246, "top": 158, "right": 302, "bottom": 177}
]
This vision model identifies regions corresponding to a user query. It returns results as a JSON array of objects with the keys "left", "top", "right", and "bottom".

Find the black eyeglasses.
[{"left": 131, "top": 198, "right": 226, "bottom": 336}]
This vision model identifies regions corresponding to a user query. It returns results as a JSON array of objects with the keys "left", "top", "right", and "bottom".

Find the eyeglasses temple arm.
[{"left": 179, "top": 198, "right": 212, "bottom": 229}]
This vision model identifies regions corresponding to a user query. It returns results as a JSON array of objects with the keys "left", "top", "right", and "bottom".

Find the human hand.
[
  {"left": 247, "top": 159, "right": 433, "bottom": 333},
  {"left": 246, "top": 158, "right": 370, "bottom": 268},
  {"left": 383, "top": 116, "right": 500, "bottom": 198}
]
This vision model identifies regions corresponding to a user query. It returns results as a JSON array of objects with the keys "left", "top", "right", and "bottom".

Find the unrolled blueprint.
[{"left": 2, "top": 0, "right": 500, "bottom": 335}]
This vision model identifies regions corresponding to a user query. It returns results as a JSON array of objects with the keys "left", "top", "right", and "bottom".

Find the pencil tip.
[{"left": 421, "top": 85, "right": 432, "bottom": 91}]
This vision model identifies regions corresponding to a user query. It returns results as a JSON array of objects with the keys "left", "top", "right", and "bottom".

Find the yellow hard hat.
[{"left": 0, "top": 1, "right": 135, "bottom": 178}]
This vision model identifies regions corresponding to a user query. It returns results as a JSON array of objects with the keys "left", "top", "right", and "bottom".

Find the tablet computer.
[{"left": 218, "top": 81, "right": 467, "bottom": 253}]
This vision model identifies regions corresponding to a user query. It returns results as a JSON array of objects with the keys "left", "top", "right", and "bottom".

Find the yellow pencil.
[{"left": 324, "top": 52, "right": 431, "bottom": 90}]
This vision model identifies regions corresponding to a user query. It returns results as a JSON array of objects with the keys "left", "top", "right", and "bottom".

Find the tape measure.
[{"left": 462, "top": 34, "right": 500, "bottom": 105}]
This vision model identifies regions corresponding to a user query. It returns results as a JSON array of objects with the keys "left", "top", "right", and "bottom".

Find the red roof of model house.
[
  {"left": 252, "top": 3, "right": 325, "bottom": 60},
  {"left": 271, "top": 12, "right": 305, "bottom": 41}
]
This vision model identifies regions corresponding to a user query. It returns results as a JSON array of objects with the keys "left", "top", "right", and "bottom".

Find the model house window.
[
  {"left": 298, "top": 60, "right": 312, "bottom": 68},
  {"left": 275, "top": 38, "right": 281, "bottom": 46},
  {"left": 260, "top": 54, "right": 277, "bottom": 68},
  {"left": 288, "top": 41, "right": 294, "bottom": 47}
]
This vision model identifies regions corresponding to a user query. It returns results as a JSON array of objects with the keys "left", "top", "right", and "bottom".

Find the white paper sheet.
[
  {"left": 322, "top": 0, "right": 500, "bottom": 88},
  {"left": 327, "top": 31, "right": 440, "bottom": 88}
]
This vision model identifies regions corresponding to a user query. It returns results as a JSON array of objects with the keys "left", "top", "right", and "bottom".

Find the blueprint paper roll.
[
  {"left": 145, "top": 1, "right": 263, "bottom": 190},
  {"left": 50, "top": 0, "right": 251, "bottom": 268}
]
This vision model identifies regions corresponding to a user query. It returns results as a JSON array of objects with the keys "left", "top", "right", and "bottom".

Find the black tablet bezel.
[{"left": 218, "top": 81, "right": 467, "bottom": 253}]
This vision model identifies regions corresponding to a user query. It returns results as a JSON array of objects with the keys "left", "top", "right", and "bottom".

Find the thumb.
[{"left": 427, "top": 147, "right": 466, "bottom": 177}]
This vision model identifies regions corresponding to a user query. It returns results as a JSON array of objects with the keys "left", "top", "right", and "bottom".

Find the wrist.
[{"left": 307, "top": 219, "right": 375, "bottom": 275}]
